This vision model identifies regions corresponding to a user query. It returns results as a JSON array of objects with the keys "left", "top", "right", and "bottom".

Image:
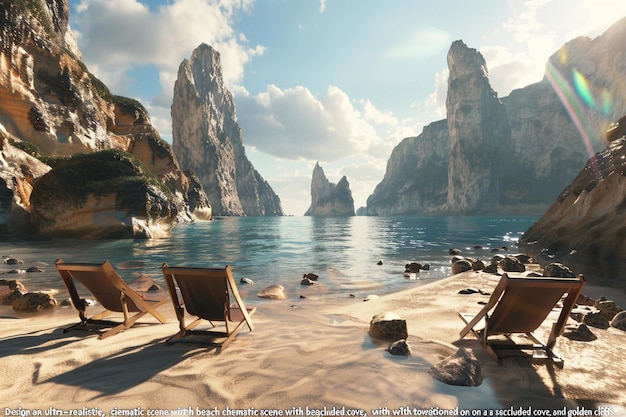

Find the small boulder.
[
  {"left": 363, "top": 294, "right": 379, "bottom": 302},
  {"left": 451, "top": 259, "right": 472, "bottom": 275},
  {"left": 421, "top": 263, "right": 430, "bottom": 271},
  {"left": 386, "top": 339, "right": 411, "bottom": 356},
  {"left": 405, "top": 263, "right": 421, "bottom": 273},
  {"left": 429, "top": 347, "right": 482, "bottom": 387},
  {"left": 4, "top": 257, "right": 24, "bottom": 265},
  {"left": 576, "top": 293, "right": 596, "bottom": 306},
  {"left": 583, "top": 312, "right": 610, "bottom": 329},
  {"left": 257, "top": 284, "right": 286, "bottom": 300},
  {"left": 300, "top": 278, "right": 316, "bottom": 286},
  {"left": 12, "top": 292, "right": 58, "bottom": 312},
  {"left": 303, "top": 273, "right": 319, "bottom": 281},
  {"left": 610, "top": 311, "right": 626, "bottom": 331},
  {"left": 594, "top": 300, "right": 624, "bottom": 321},
  {"left": 483, "top": 263, "right": 498, "bottom": 274},
  {"left": 499, "top": 256, "right": 525, "bottom": 273},
  {"left": 562, "top": 323, "right": 597, "bottom": 341},
  {"left": 369, "top": 311, "right": 408, "bottom": 342},
  {"left": 471, "top": 259, "right": 485, "bottom": 271},
  {"left": 240, "top": 277, "right": 255, "bottom": 285},
  {"left": 449, "top": 248, "right": 462, "bottom": 255},
  {"left": 544, "top": 263, "right": 575, "bottom": 278},
  {"left": 512, "top": 254, "right": 532, "bottom": 264}
]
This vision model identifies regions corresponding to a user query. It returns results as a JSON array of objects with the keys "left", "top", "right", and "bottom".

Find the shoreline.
[{"left": 2, "top": 268, "right": 626, "bottom": 413}]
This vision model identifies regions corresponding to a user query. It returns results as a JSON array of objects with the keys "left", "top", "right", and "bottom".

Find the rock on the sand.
[
  {"left": 12, "top": 292, "right": 58, "bottom": 312},
  {"left": 429, "top": 347, "right": 483, "bottom": 387},
  {"left": 368, "top": 311, "right": 408, "bottom": 342},
  {"left": 611, "top": 311, "right": 626, "bottom": 331},
  {"left": 257, "top": 284, "right": 286, "bottom": 300},
  {"left": 386, "top": 339, "right": 411, "bottom": 356},
  {"left": 562, "top": 323, "right": 597, "bottom": 341}
]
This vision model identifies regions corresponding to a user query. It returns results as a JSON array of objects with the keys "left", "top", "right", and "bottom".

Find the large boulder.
[{"left": 12, "top": 292, "right": 57, "bottom": 312}]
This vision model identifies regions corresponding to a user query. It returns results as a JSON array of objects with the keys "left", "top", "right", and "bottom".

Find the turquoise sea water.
[{"left": 0, "top": 216, "right": 537, "bottom": 301}]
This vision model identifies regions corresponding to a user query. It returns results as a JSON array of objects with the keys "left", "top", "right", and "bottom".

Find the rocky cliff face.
[
  {"left": 172, "top": 43, "right": 283, "bottom": 217},
  {"left": 0, "top": 1, "right": 210, "bottom": 237},
  {"left": 365, "top": 17, "right": 626, "bottom": 215},
  {"left": 519, "top": 133, "right": 626, "bottom": 289},
  {"left": 30, "top": 150, "right": 178, "bottom": 239},
  {"left": 445, "top": 41, "right": 510, "bottom": 213},
  {"left": 304, "top": 162, "right": 354, "bottom": 216},
  {"left": 365, "top": 120, "right": 449, "bottom": 215}
]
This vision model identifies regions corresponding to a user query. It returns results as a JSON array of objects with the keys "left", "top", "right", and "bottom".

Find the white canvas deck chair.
[
  {"left": 55, "top": 259, "right": 167, "bottom": 339},
  {"left": 161, "top": 263, "right": 256, "bottom": 351},
  {"left": 459, "top": 273, "right": 584, "bottom": 367}
]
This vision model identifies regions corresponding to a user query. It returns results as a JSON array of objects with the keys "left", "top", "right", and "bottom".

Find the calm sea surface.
[{"left": 0, "top": 216, "right": 537, "bottom": 301}]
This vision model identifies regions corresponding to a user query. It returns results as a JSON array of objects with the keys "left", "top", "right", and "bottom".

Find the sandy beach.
[{"left": 1, "top": 269, "right": 626, "bottom": 415}]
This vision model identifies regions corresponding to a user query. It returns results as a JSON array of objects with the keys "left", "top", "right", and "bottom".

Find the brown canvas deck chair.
[
  {"left": 459, "top": 273, "right": 584, "bottom": 367},
  {"left": 55, "top": 259, "right": 167, "bottom": 339},
  {"left": 161, "top": 263, "right": 256, "bottom": 351}
]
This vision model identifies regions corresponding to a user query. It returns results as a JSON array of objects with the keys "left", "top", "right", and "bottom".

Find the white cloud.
[
  {"left": 235, "top": 85, "right": 382, "bottom": 161},
  {"left": 72, "top": 0, "right": 257, "bottom": 97},
  {"left": 424, "top": 68, "right": 448, "bottom": 118}
]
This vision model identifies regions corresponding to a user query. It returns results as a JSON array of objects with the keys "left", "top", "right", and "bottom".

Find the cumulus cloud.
[
  {"left": 72, "top": 0, "right": 257, "bottom": 96},
  {"left": 235, "top": 85, "right": 382, "bottom": 161}
]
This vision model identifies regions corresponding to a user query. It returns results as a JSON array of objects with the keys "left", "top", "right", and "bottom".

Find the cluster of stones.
[
  {"left": 1, "top": 257, "right": 57, "bottom": 312},
  {"left": 367, "top": 310, "right": 482, "bottom": 386},
  {"left": 565, "top": 294, "right": 625, "bottom": 341},
  {"left": 449, "top": 246, "right": 533, "bottom": 275}
]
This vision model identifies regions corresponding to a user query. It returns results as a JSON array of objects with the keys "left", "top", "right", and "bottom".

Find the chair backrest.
[
  {"left": 487, "top": 275, "right": 584, "bottom": 334},
  {"left": 56, "top": 261, "right": 142, "bottom": 313},
  {"left": 164, "top": 266, "right": 231, "bottom": 321}
]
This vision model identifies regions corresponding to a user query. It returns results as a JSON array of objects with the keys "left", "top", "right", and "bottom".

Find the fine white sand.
[{"left": 1, "top": 270, "right": 626, "bottom": 415}]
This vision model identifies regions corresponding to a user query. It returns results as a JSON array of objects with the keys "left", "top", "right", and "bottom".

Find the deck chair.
[
  {"left": 459, "top": 273, "right": 584, "bottom": 367},
  {"left": 161, "top": 263, "right": 256, "bottom": 351},
  {"left": 55, "top": 259, "right": 167, "bottom": 339}
]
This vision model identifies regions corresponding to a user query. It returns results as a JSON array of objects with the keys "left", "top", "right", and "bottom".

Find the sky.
[{"left": 67, "top": 0, "right": 626, "bottom": 215}]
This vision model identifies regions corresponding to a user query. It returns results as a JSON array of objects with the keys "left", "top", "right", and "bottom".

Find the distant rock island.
[
  {"left": 171, "top": 43, "right": 284, "bottom": 217},
  {"left": 304, "top": 162, "right": 354, "bottom": 216},
  {"left": 365, "top": 17, "right": 626, "bottom": 215}
]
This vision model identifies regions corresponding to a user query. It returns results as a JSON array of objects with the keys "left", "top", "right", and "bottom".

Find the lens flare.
[
  {"left": 545, "top": 61, "right": 597, "bottom": 159},
  {"left": 573, "top": 69, "right": 597, "bottom": 110}
]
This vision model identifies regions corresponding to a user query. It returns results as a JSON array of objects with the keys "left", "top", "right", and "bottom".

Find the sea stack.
[
  {"left": 304, "top": 162, "right": 355, "bottom": 216},
  {"left": 171, "top": 43, "right": 284, "bottom": 216}
]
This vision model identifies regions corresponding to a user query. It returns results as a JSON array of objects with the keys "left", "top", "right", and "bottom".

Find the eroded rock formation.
[
  {"left": 0, "top": 0, "right": 211, "bottom": 237},
  {"left": 519, "top": 134, "right": 626, "bottom": 289},
  {"left": 366, "top": 17, "right": 626, "bottom": 215},
  {"left": 30, "top": 150, "right": 178, "bottom": 239},
  {"left": 304, "top": 162, "right": 354, "bottom": 216},
  {"left": 445, "top": 40, "right": 510, "bottom": 213},
  {"left": 172, "top": 43, "right": 283, "bottom": 217}
]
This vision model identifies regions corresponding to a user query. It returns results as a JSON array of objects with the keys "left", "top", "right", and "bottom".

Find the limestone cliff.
[
  {"left": 30, "top": 150, "right": 178, "bottom": 239},
  {"left": 519, "top": 133, "right": 626, "bottom": 289},
  {"left": 365, "top": 17, "right": 626, "bottom": 215},
  {"left": 304, "top": 162, "right": 354, "bottom": 216},
  {"left": 172, "top": 43, "right": 283, "bottom": 217},
  {"left": 366, "top": 120, "right": 448, "bottom": 215},
  {"left": 0, "top": 0, "right": 211, "bottom": 237},
  {"left": 445, "top": 40, "right": 510, "bottom": 213}
]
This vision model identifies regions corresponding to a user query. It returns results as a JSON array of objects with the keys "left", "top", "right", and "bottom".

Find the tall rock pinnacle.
[
  {"left": 171, "top": 43, "right": 283, "bottom": 216},
  {"left": 445, "top": 40, "right": 511, "bottom": 213}
]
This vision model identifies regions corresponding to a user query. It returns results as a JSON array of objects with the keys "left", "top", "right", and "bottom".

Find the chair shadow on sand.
[
  {"left": 41, "top": 337, "right": 212, "bottom": 398},
  {"left": 0, "top": 325, "right": 85, "bottom": 359}
]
